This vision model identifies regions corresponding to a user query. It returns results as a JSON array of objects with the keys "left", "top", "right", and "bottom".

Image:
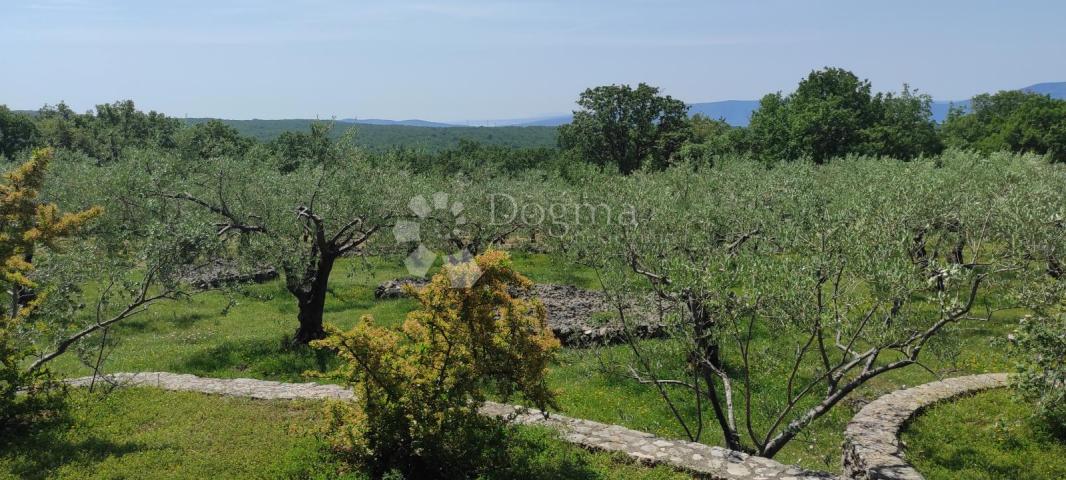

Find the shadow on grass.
[
  {"left": 0, "top": 416, "right": 147, "bottom": 480},
  {"left": 307, "top": 424, "right": 607, "bottom": 480},
  {"left": 118, "top": 312, "right": 211, "bottom": 334},
  {"left": 928, "top": 445, "right": 1021, "bottom": 479},
  {"left": 170, "top": 336, "right": 340, "bottom": 382}
]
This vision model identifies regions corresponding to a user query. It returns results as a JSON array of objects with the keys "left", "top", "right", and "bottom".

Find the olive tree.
[
  {"left": 567, "top": 152, "right": 1062, "bottom": 457},
  {"left": 160, "top": 151, "right": 414, "bottom": 343},
  {"left": 406, "top": 171, "right": 564, "bottom": 262},
  {"left": 26, "top": 148, "right": 224, "bottom": 374}
]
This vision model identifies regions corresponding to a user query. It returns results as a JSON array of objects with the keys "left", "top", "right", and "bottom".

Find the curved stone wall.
[
  {"left": 69, "top": 372, "right": 831, "bottom": 480},
  {"left": 842, "top": 373, "right": 1009, "bottom": 480}
]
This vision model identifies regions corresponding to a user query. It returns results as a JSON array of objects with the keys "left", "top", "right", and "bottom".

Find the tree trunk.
[
  {"left": 293, "top": 292, "right": 327, "bottom": 344},
  {"left": 1048, "top": 255, "right": 1063, "bottom": 279},
  {"left": 686, "top": 292, "right": 745, "bottom": 452},
  {"left": 289, "top": 253, "right": 337, "bottom": 345},
  {"left": 9, "top": 250, "right": 35, "bottom": 318}
]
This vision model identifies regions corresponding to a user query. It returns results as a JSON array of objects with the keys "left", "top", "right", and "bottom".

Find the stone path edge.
[
  {"left": 841, "top": 373, "right": 1009, "bottom": 480},
  {"left": 66, "top": 372, "right": 832, "bottom": 480}
]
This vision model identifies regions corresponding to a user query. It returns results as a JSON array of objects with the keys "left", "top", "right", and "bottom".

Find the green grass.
[
  {"left": 45, "top": 253, "right": 596, "bottom": 382},
  {"left": 901, "top": 389, "right": 1066, "bottom": 480},
  {"left": 545, "top": 307, "right": 1020, "bottom": 471},
  {"left": 39, "top": 252, "right": 1043, "bottom": 474},
  {"left": 0, "top": 388, "right": 688, "bottom": 480}
]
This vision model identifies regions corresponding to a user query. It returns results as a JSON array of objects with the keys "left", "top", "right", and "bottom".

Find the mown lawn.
[
  {"left": 901, "top": 389, "right": 1066, "bottom": 480},
  {"left": 39, "top": 252, "right": 1042, "bottom": 474},
  {"left": 0, "top": 388, "right": 688, "bottom": 480}
]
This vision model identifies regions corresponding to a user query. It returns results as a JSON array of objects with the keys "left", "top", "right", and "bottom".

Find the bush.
[
  {"left": 0, "top": 148, "right": 100, "bottom": 429},
  {"left": 942, "top": 90, "right": 1066, "bottom": 163},
  {"left": 0, "top": 106, "right": 39, "bottom": 160},
  {"left": 312, "top": 251, "right": 560, "bottom": 478},
  {"left": 1010, "top": 314, "right": 1066, "bottom": 436}
]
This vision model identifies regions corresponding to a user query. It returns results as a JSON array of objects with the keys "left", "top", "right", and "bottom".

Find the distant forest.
[
  {"left": 3, "top": 67, "right": 1064, "bottom": 170},
  {"left": 182, "top": 118, "right": 559, "bottom": 152}
]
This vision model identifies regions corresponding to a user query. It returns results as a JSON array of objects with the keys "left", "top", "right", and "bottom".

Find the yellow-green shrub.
[{"left": 312, "top": 250, "right": 559, "bottom": 477}]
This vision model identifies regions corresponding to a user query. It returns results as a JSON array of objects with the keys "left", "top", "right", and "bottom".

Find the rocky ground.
[{"left": 375, "top": 278, "right": 666, "bottom": 346}]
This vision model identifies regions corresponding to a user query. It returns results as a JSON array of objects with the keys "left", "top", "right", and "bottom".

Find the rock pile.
[
  {"left": 374, "top": 278, "right": 666, "bottom": 346},
  {"left": 180, "top": 260, "right": 278, "bottom": 289},
  {"left": 373, "top": 277, "right": 429, "bottom": 299}
]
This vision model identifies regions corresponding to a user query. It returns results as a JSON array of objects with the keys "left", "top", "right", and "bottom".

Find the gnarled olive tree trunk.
[
  {"left": 168, "top": 189, "right": 383, "bottom": 345},
  {"left": 286, "top": 248, "right": 337, "bottom": 344}
]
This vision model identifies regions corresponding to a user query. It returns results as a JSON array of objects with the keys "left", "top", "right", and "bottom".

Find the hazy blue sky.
[{"left": 2, "top": 0, "right": 1064, "bottom": 121}]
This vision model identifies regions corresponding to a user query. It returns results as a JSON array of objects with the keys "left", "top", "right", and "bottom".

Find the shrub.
[
  {"left": 312, "top": 250, "right": 559, "bottom": 478},
  {"left": 1010, "top": 314, "right": 1066, "bottom": 436},
  {"left": 0, "top": 148, "right": 100, "bottom": 429},
  {"left": 942, "top": 90, "right": 1066, "bottom": 163}
]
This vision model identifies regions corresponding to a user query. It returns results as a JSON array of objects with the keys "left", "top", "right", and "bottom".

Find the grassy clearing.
[
  {"left": 901, "top": 389, "right": 1066, "bottom": 480},
  {"left": 0, "top": 388, "right": 687, "bottom": 480},
  {"left": 45, "top": 253, "right": 591, "bottom": 381},
  {"left": 1, "top": 388, "right": 326, "bottom": 480},
  {"left": 40, "top": 252, "right": 1035, "bottom": 473}
]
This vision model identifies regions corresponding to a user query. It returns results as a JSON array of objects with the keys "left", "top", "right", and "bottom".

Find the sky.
[{"left": 2, "top": 0, "right": 1064, "bottom": 121}]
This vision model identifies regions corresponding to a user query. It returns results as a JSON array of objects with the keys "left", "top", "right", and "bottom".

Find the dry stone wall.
[
  {"left": 841, "top": 373, "right": 1009, "bottom": 480},
  {"left": 69, "top": 372, "right": 830, "bottom": 480}
]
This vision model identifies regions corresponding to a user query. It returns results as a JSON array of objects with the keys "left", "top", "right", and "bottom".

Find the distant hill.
[
  {"left": 512, "top": 115, "right": 572, "bottom": 127},
  {"left": 1023, "top": 82, "right": 1066, "bottom": 98},
  {"left": 500, "top": 82, "right": 1065, "bottom": 127},
  {"left": 339, "top": 118, "right": 458, "bottom": 128},
  {"left": 182, "top": 118, "right": 557, "bottom": 152},
  {"left": 930, "top": 100, "right": 970, "bottom": 123},
  {"left": 14, "top": 82, "right": 1062, "bottom": 150}
]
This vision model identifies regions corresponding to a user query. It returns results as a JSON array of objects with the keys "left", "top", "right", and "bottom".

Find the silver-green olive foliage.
[
  {"left": 566, "top": 151, "right": 1066, "bottom": 456},
  {"left": 135, "top": 148, "right": 418, "bottom": 343}
]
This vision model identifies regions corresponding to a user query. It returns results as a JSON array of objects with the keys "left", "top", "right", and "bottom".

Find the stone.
[
  {"left": 179, "top": 260, "right": 278, "bottom": 290},
  {"left": 841, "top": 373, "right": 1009, "bottom": 480},
  {"left": 373, "top": 277, "right": 429, "bottom": 299},
  {"left": 67, "top": 371, "right": 833, "bottom": 480},
  {"left": 373, "top": 279, "right": 668, "bottom": 347}
]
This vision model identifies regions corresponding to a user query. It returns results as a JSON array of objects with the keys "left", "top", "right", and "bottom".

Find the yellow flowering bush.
[{"left": 313, "top": 250, "right": 559, "bottom": 477}]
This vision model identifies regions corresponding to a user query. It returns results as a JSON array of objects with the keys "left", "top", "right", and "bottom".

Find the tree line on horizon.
[
  {"left": 560, "top": 67, "right": 1066, "bottom": 172},
  {"left": 1, "top": 66, "right": 1065, "bottom": 173}
]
